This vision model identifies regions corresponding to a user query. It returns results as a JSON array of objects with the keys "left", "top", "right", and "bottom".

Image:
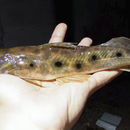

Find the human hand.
[{"left": 0, "top": 23, "right": 120, "bottom": 130}]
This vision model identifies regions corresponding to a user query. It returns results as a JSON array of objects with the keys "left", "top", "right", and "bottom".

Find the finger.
[
  {"left": 78, "top": 37, "right": 92, "bottom": 46},
  {"left": 49, "top": 23, "right": 67, "bottom": 43}
]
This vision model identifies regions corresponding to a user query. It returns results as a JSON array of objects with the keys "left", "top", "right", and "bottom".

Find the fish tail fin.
[{"left": 102, "top": 37, "right": 130, "bottom": 48}]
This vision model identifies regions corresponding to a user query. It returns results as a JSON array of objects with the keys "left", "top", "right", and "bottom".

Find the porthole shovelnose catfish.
[{"left": 0, "top": 37, "right": 130, "bottom": 87}]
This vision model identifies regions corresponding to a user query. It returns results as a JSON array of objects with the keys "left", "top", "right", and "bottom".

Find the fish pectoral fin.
[
  {"left": 22, "top": 78, "right": 58, "bottom": 88},
  {"left": 22, "top": 74, "right": 91, "bottom": 88},
  {"left": 56, "top": 74, "right": 91, "bottom": 86},
  {"left": 22, "top": 78, "right": 45, "bottom": 87}
]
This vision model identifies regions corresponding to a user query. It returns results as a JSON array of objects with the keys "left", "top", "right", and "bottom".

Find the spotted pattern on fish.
[{"left": 0, "top": 37, "right": 130, "bottom": 81}]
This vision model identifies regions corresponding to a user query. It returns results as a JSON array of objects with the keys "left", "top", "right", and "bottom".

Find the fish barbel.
[{"left": 0, "top": 37, "right": 130, "bottom": 85}]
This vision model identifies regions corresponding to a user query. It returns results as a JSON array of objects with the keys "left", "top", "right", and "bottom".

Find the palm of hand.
[{"left": 0, "top": 23, "right": 120, "bottom": 130}]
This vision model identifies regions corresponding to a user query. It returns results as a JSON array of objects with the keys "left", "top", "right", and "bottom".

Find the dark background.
[{"left": 0, "top": 0, "right": 130, "bottom": 129}]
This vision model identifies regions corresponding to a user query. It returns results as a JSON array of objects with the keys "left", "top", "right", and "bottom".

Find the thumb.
[{"left": 87, "top": 70, "right": 121, "bottom": 96}]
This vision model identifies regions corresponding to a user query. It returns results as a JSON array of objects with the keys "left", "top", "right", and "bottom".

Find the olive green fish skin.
[{"left": 0, "top": 37, "right": 130, "bottom": 80}]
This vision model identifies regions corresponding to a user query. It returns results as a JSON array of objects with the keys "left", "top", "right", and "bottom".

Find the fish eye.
[
  {"left": 116, "top": 52, "right": 122, "bottom": 57},
  {"left": 75, "top": 63, "right": 82, "bottom": 69},
  {"left": 29, "top": 63, "right": 34, "bottom": 67},
  {"left": 54, "top": 61, "right": 62, "bottom": 67}
]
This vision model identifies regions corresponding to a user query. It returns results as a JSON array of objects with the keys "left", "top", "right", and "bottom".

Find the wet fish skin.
[{"left": 0, "top": 37, "right": 130, "bottom": 81}]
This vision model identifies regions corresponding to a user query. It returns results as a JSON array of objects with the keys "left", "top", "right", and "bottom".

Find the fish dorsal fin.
[
  {"left": 48, "top": 42, "right": 77, "bottom": 49},
  {"left": 101, "top": 37, "right": 130, "bottom": 48}
]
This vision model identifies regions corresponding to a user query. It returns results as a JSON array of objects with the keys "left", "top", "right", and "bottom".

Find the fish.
[{"left": 0, "top": 37, "right": 130, "bottom": 87}]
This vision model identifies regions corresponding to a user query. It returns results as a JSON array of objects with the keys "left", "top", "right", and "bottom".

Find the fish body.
[{"left": 0, "top": 37, "right": 130, "bottom": 81}]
